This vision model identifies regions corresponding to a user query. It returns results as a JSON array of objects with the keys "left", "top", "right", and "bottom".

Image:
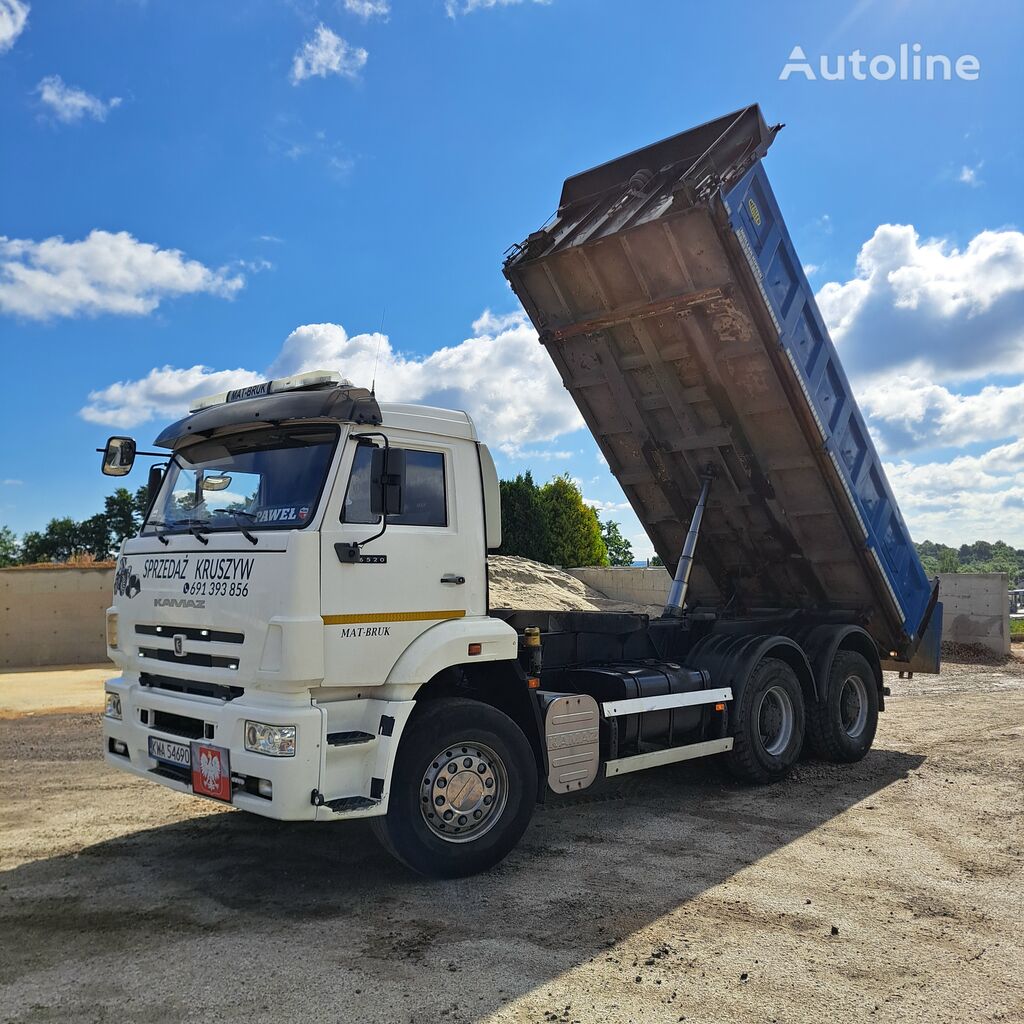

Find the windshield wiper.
[
  {"left": 211, "top": 508, "right": 259, "bottom": 545},
  {"left": 147, "top": 519, "right": 171, "bottom": 546},
  {"left": 187, "top": 524, "right": 210, "bottom": 545}
]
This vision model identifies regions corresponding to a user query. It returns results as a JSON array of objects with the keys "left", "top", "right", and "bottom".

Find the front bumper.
[{"left": 102, "top": 676, "right": 411, "bottom": 822}]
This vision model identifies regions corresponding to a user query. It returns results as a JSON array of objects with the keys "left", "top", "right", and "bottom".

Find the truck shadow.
[{"left": 1, "top": 747, "right": 924, "bottom": 1021}]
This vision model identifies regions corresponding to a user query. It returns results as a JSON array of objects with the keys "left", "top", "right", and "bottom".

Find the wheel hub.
[
  {"left": 757, "top": 685, "right": 795, "bottom": 757},
  {"left": 839, "top": 674, "right": 869, "bottom": 738},
  {"left": 420, "top": 742, "right": 507, "bottom": 844}
]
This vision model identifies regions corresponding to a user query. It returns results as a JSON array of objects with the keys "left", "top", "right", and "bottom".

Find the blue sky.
[{"left": 2, "top": 0, "right": 1023, "bottom": 557}]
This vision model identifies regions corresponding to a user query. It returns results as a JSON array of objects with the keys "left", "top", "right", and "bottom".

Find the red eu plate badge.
[{"left": 190, "top": 742, "right": 232, "bottom": 802}]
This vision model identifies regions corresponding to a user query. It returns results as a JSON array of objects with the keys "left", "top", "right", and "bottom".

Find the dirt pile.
[{"left": 487, "top": 555, "right": 659, "bottom": 615}]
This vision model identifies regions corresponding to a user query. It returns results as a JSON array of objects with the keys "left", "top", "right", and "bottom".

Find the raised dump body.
[{"left": 505, "top": 105, "right": 936, "bottom": 659}]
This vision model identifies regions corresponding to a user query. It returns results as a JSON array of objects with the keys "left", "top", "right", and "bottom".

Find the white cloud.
[
  {"left": 584, "top": 496, "right": 631, "bottom": 513},
  {"left": 884, "top": 439, "right": 1024, "bottom": 546},
  {"left": 3, "top": 478, "right": 23, "bottom": 485},
  {"left": 342, "top": 0, "right": 389, "bottom": 18},
  {"left": 81, "top": 310, "right": 583, "bottom": 456},
  {"left": 816, "top": 224, "right": 1024, "bottom": 381},
  {"left": 802, "top": 263, "right": 820, "bottom": 276},
  {"left": 508, "top": 449, "right": 575, "bottom": 461},
  {"left": 0, "top": 230, "right": 244, "bottom": 320},
  {"left": 859, "top": 375, "right": 1024, "bottom": 452},
  {"left": 291, "top": 24, "right": 367, "bottom": 83},
  {"left": 36, "top": 75, "right": 121, "bottom": 123},
  {"left": 445, "top": 0, "right": 550, "bottom": 15},
  {"left": 81, "top": 366, "right": 265, "bottom": 429},
  {"left": 957, "top": 162, "right": 983, "bottom": 187},
  {"left": 0, "top": 0, "right": 28, "bottom": 54}
]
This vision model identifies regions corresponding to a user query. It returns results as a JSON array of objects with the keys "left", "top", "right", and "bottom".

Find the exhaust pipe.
[{"left": 662, "top": 466, "right": 715, "bottom": 619}]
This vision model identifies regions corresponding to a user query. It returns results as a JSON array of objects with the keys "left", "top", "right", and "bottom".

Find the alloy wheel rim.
[
  {"left": 757, "top": 684, "right": 795, "bottom": 756},
  {"left": 420, "top": 741, "right": 508, "bottom": 844},
  {"left": 839, "top": 674, "right": 869, "bottom": 738}
]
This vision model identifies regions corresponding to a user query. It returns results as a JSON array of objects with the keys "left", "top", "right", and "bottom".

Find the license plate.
[
  {"left": 148, "top": 735, "right": 190, "bottom": 768},
  {"left": 190, "top": 742, "right": 232, "bottom": 802}
]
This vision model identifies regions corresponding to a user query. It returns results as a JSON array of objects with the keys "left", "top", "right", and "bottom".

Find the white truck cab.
[{"left": 103, "top": 372, "right": 536, "bottom": 876}]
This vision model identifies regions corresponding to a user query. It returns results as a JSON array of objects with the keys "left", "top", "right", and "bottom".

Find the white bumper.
[{"left": 102, "top": 676, "right": 413, "bottom": 822}]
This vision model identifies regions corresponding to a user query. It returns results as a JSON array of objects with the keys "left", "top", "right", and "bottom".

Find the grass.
[{"left": 1011, "top": 618, "right": 1024, "bottom": 640}]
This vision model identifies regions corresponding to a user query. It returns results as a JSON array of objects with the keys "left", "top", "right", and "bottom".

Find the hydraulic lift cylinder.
[{"left": 662, "top": 470, "right": 714, "bottom": 619}]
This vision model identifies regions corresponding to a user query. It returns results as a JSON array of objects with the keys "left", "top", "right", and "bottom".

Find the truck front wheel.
[
  {"left": 806, "top": 650, "right": 879, "bottom": 762},
  {"left": 726, "top": 657, "right": 805, "bottom": 784},
  {"left": 372, "top": 698, "right": 538, "bottom": 878}
]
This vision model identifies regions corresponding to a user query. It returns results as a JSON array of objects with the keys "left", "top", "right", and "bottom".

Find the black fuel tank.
[{"left": 560, "top": 660, "right": 709, "bottom": 756}]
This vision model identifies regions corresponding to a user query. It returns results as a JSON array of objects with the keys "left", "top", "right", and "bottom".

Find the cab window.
[{"left": 342, "top": 445, "right": 448, "bottom": 527}]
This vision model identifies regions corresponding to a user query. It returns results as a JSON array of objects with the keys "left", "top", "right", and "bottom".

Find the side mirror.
[
  {"left": 101, "top": 436, "right": 137, "bottom": 477},
  {"left": 369, "top": 447, "right": 406, "bottom": 519},
  {"left": 201, "top": 475, "right": 232, "bottom": 491}
]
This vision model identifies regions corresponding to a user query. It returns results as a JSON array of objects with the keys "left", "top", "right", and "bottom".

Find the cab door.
[{"left": 319, "top": 430, "right": 486, "bottom": 687}]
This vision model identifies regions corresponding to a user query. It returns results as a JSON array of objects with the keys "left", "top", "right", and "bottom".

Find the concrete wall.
[
  {"left": 568, "top": 566, "right": 671, "bottom": 608},
  {"left": 571, "top": 567, "right": 1011, "bottom": 656},
  {"left": 936, "top": 572, "right": 1010, "bottom": 655},
  {"left": 0, "top": 567, "right": 114, "bottom": 669}
]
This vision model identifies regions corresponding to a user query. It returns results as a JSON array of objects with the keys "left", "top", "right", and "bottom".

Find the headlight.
[
  {"left": 105, "top": 692, "right": 122, "bottom": 719},
  {"left": 244, "top": 721, "right": 296, "bottom": 757},
  {"left": 106, "top": 612, "right": 119, "bottom": 649}
]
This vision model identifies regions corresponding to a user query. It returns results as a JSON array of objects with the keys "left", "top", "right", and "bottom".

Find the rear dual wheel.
[{"left": 806, "top": 650, "right": 879, "bottom": 762}]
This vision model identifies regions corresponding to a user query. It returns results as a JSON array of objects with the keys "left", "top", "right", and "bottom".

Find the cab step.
[
  {"left": 326, "top": 730, "right": 376, "bottom": 746},
  {"left": 325, "top": 795, "right": 380, "bottom": 813}
]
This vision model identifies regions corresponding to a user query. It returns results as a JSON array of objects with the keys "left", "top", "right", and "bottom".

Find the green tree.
[
  {"left": 78, "top": 514, "right": 113, "bottom": 559},
  {"left": 104, "top": 488, "right": 139, "bottom": 549},
  {"left": 937, "top": 548, "right": 959, "bottom": 574},
  {"left": 601, "top": 519, "right": 634, "bottom": 566},
  {"left": 20, "top": 517, "right": 81, "bottom": 563},
  {"left": 0, "top": 525, "right": 19, "bottom": 567},
  {"left": 497, "top": 471, "right": 551, "bottom": 562},
  {"left": 540, "top": 474, "right": 608, "bottom": 567},
  {"left": 649, "top": 555, "right": 664, "bottom": 567},
  {"left": 134, "top": 484, "right": 152, "bottom": 520}
]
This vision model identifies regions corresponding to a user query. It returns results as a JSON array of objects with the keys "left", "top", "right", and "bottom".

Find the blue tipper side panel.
[{"left": 723, "top": 162, "right": 933, "bottom": 642}]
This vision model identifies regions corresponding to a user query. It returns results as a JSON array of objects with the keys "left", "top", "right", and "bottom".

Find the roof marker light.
[{"left": 189, "top": 370, "right": 354, "bottom": 413}]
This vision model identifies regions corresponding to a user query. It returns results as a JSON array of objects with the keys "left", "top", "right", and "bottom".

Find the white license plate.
[{"left": 149, "top": 736, "right": 191, "bottom": 768}]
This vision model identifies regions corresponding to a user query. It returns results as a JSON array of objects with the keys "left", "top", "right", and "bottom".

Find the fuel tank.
[{"left": 560, "top": 660, "right": 710, "bottom": 757}]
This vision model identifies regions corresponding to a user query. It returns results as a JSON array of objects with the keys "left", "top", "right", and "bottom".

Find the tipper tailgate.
[{"left": 504, "top": 104, "right": 934, "bottom": 657}]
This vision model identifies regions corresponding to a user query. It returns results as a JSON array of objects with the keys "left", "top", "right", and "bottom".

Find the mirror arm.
[
  {"left": 337, "top": 431, "right": 391, "bottom": 563},
  {"left": 93, "top": 448, "right": 165, "bottom": 458}
]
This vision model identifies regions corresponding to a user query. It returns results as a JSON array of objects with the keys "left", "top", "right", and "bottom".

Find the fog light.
[
  {"left": 106, "top": 612, "right": 119, "bottom": 649},
  {"left": 257, "top": 779, "right": 273, "bottom": 799},
  {"left": 244, "top": 721, "right": 296, "bottom": 757},
  {"left": 113, "top": 739, "right": 128, "bottom": 756},
  {"left": 105, "top": 692, "right": 122, "bottom": 719}
]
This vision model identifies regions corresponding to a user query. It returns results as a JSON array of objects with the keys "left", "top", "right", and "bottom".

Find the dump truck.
[{"left": 99, "top": 104, "right": 940, "bottom": 878}]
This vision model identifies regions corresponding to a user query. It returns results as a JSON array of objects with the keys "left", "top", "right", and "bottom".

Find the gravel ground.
[{"left": 1, "top": 657, "right": 1023, "bottom": 1024}]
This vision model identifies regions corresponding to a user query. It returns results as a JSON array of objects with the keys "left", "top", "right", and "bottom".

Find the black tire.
[
  {"left": 371, "top": 698, "right": 538, "bottom": 878},
  {"left": 806, "top": 650, "right": 879, "bottom": 763},
  {"left": 726, "top": 657, "right": 805, "bottom": 784}
]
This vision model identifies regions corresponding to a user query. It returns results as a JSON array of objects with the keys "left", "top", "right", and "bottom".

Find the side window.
[
  {"left": 341, "top": 444, "right": 376, "bottom": 524},
  {"left": 393, "top": 450, "right": 447, "bottom": 527},
  {"left": 341, "top": 445, "right": 448, "bottom": 528}
]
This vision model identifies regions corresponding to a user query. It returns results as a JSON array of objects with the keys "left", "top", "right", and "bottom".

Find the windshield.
[{"left": 143, "top": 426, "right": 339, "bottom": 535}]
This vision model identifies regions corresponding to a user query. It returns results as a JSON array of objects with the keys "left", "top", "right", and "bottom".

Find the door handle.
[{"left": 440, "top": 574, "right": 466, "bottom": 585}]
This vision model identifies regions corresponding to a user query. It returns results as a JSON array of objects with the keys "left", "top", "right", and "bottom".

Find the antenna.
[{"left": 370, "top": 306, "right": 386, "bottom": 396}]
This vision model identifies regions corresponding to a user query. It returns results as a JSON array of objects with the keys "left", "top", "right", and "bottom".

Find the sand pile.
[{"left": 487, "top": 555, "right": 659, "bottom": 615}]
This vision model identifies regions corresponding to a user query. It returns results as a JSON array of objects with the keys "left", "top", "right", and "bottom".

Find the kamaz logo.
[
  {"left": 154, "top": 597, "right": 206, "bottom": 609},
  {"left": 173, "top": 634, "right": 186, "bottom": 656}
]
